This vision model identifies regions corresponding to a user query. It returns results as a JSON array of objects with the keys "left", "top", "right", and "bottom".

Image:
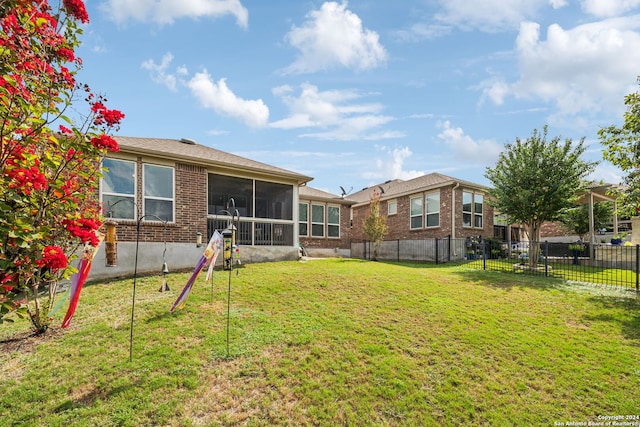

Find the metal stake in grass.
[{"left": 220, "top": 199, "right": 240, "bottom": 359}]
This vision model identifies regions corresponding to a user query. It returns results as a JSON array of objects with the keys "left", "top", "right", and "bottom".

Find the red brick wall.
[
  {"left": 540, "top": 221, "right": 572, "bottom": 238},
  {"left": 299, "top": 203, "right": 352, "bottom": 250},
  {"left": 351, "top": 186, "right": 494, "bottom": 241},
  {"left": 111, "top": 161, "right": 208, "bottom": 243}
]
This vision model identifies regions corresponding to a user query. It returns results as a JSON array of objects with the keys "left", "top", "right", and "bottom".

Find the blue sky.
[{"left": 77, "top": 0, "right": 640, "bottom": 195}]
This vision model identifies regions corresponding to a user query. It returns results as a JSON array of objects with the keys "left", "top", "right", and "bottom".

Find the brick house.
[
  {"left": 298, "top": 186, "right": 353, "bottom": 257},
  {"left": 89, "top": 136, "right": 312, "bottom": 279},
  {"left": 348, "top": 173, "right": 496, "bottom": 243}
]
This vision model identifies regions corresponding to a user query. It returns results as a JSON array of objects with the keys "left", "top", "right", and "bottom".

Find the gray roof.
[
  {"left": 113, "top": 136, "right": 313, "bottom": 185},
  {"left": 299, "top": 186, "right": 354, "bottom": 205},
  {"left": 349, "top": 173, "right": 489, "bottom": 205}
]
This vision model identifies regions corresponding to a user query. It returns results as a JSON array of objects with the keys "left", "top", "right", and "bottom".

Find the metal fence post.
[
  {"left": 482, "top": 239, "right": 487, "bottom": 270},
  {"left": 636, "top": 245, "right": 640, "bottom": 292},
  {"left": 435, "top": 238, "right": 439, "bottom": 265},
  {"left": 544, "top": 241, "right": 549, "bottom": 277},
  {"left": 397, "top": 239, "right": 400, "bottom": 262}
]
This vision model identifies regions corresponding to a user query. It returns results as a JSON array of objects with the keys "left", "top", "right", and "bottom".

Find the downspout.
[
  {"left": 451, "top": 182, "right": 460, "bottom": 258},
  {"left": 451, "top": 182, "right": 459, "bottom": 238}
]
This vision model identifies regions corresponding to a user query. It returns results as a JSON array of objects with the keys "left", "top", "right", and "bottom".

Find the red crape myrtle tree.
[{"left": 0, "top": 0, "right": 124, "bottom": 332}]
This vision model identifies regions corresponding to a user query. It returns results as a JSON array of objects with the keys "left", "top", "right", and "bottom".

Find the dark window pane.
[
  {"left": 311, "top": 205, "right": 324, "bottom": 223},
  {"left": 299, "top": 203, "right": 308, "bottom": 221},
  {"left": 255, "top": 181, "right": 293, "bottom": 220},
  {"left": 463, "top": 213, "right": 472, "bottom": 227},
  {"left": 145, "top": 199, "right": 173, "bottom": 222},
  {"left": 411, "top": 216, "right": 422, "bottom": 229},
  {"left": 103, "top": 195, "right": 135, "bottom": 220},
  {"left": 208, "top": 174, "right": 253, "bottom": 217},
  {"left": 426, "top": 213, "right": 439, "bottom": 227},
  {"left": 312, "top": 223, "right": 324, "bottom": 237},
  {"left": 299, "top": 223, "right": 308, "bottom": 236}
]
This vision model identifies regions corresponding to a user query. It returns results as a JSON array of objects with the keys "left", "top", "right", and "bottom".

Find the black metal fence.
[
  {"left": 351, "top": 238, "right": 640, "bottom": 290},
  {"left": 464, "top": 240, "right": 639, "bottom": 290},
  {"left": 351, "top": 237, "right": 467, "bottom": 264}
]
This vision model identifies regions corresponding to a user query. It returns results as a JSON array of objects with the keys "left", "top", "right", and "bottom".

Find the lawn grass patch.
[{"left": 1, "top": 259, "right": 639, "bottom": 426}]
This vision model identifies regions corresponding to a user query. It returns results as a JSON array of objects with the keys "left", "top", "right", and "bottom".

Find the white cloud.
[
  {"left": 142, "top": 53, "right": 268, "bottom": 127},
  {"left": 141, "top": 52, "right": 180, "bottom": 91},
  {"left": 101, "top": 0, "right": 249, "bottom": 27},
  {"left": 283, "top": 1, "right": 387, "bottom": 74},
  {"left": 581, "top": 0, "right": 640, "bottom": 18},
  {"left": 397, "top": 0, "right": 569, "bottom": 41},
  {"left": 432, "top": 0, "right": 554, "bottom": 32},
  {"left": 393, "top": 23, "right": 452, "bottom": 42},
  {"left": 549, "top": 0, "right": 568, "bottom": 8},
  {"left": 481, "top": 17, "right": 640, "bottom": 124},
  {"left": 363, "top": 146, "right": 425, "bottom": 181},
  {"left": 436, "top": 121, "right": 503, "bottom": 165},
  {"left": 270, "top": 83, "right": 403, "bottom": 141},
  {"left": 187, "top": 71, "right": 269, "bottom": 128}
]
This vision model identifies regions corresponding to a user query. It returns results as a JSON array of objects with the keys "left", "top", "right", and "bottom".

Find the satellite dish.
[{"left": 339, "top": 186, "right": 352, "bottom": 198}]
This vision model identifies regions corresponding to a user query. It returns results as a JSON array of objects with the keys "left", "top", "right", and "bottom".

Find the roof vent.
[{"left": 180, "top": 138, "right": 197, "bottom": 145}]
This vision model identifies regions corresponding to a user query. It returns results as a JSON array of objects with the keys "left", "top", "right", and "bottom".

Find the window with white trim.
[
  {"left": 474, "top": 193, "right": 483, "bottom": 228},
  {"left": 425, "top": 192, "right": 440, "bottom": 227},
  {"left": 299, "top": 202, "right": 309, "bottom": 236},
  {"left": 311, "top": 204, "right": 325, "bottom": 237},
  {"left": 410, "top": 196, "right": 423, "bottom": 229},
  {"left": 388, "top": 200, "right": 397, "bottom": 215},
  {"left": 327, "top": 205, "right": 340, "bottom": 238},
  {"left": 463, "top": 191, "right": 483, "bottom": 228},
  {"left": 143, "top": 164, "right": 174, "bottom": 222},
  {"left": 101, "top": 158, "right": 136, "bottom": 220}
]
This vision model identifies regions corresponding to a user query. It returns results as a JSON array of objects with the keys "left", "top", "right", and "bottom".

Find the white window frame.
[
  {"left": 410, "top": 196, "right": 423, "bottom": 230},
  {"left": 299, "top": 202, "right": 309, "bottom": 236},
  {"left": 311, "top": 204, "right": 325, "bottom": 237},
  {"left": 463, "top": 191, "right": 483, "bottom": 229},
  {"left": 101, "top": 158, "right": 136, "bottom": 220},
  {"left": 474, "top": 193, "right": 483, "bottom": 228},
  {"left": 425, "top": 191, "right": 440, "bottom": 228},
  {"left": 327, "top": 205, "right": 340, "bottom": 238},
  {"left": 387, "top": 200, "right": 397, "bottom": 215},
  {"left": 142, "top": 163, "right": 175, "bottom": 222}
]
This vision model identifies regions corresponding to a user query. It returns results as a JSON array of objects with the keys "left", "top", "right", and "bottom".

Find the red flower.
[
  {"left": 63, "top": 217, "right": 102, "bottom": 246},
  {"left": 62, "top": 0, "right": 89, "bottom": 24},
  {"left": 37, "top": 246, "right": 68, "bottom": 271},
  {"left": 59, "top": 125, "right": 73, "bottom": 135},
  {"left": 90, "top": 134, "right": 119, "bottom": 152},
  {"left": 57, "top": 47, "right": 75, "bottom": 62},
  {"left": 91, "top": 101, "right": 125, "bottom": 128}
]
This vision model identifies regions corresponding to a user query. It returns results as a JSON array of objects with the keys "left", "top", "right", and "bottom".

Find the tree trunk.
[{"left": 529, "top": 222, "right": 541, "bottom": 268}]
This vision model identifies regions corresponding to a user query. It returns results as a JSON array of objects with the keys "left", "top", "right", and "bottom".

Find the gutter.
[{"left": 451, "top": 182, "right": 460, "bottom": 239}]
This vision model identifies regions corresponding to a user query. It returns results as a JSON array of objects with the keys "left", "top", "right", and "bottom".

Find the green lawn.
[
  {"left": 470, "top": 258, "right": 639, "bottom": 288},
  {"left": 1, "top": 259, "right": 639, "bottom": 426}
]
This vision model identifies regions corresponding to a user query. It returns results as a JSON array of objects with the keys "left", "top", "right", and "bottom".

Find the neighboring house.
[
  {"left": 89, "top": 136, "right": 312, "bottom": 280},
  {"left": 348, "top": 173, "right": 496, "bottom": 243},
  {"left": 539, "top": 182, "right": 621, "bottom": 243},
  {"left": 298, "top": 186, "right": 353, "bottom": 257}
]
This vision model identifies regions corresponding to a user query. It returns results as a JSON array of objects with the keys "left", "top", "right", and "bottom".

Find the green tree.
[
  {"left": 363, "top": 189, "right": 387, "bottom": 261},
  {"left": 0, "top": 1, "right": 123, "bottom": 332},
  {"left": 599, "top": 78, "right": 640, "bottom": 217},
  {"left": 485, "top": 126, "right": 596, "bottom": 267},
  {"left": 559, "top": 201, "right": 611, "bottom": 241}
]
